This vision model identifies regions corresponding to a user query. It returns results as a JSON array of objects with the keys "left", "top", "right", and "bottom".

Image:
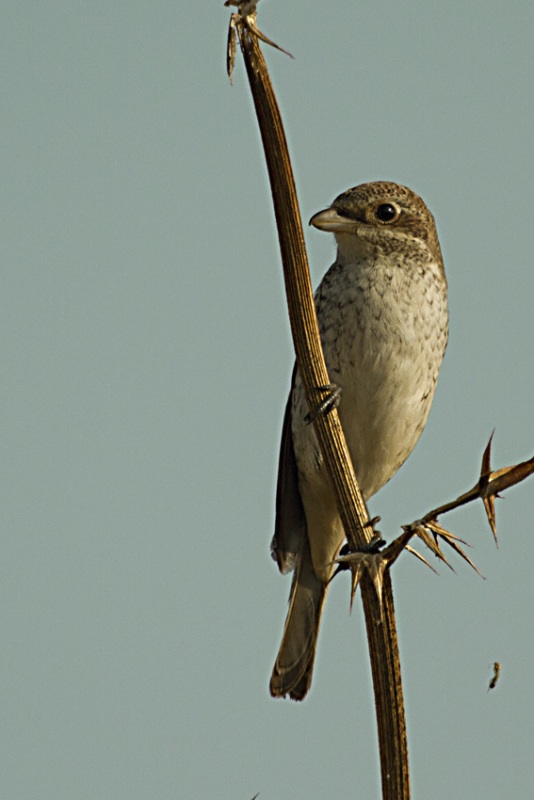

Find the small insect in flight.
[{"left": 488, "top": 661, "right": 501, "bottom": 691}]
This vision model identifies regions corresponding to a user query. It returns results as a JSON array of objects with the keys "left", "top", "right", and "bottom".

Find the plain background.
[{"left": 3, "top": 1, "right": 534, "bottom": 798}]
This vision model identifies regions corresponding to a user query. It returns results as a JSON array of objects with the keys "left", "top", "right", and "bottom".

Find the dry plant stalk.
[
  {"left": 226, "top": 5, "right": 409, "bottom": 798},
  {"left": 224, "top": 4, "right": 534, "bottom": 800}
]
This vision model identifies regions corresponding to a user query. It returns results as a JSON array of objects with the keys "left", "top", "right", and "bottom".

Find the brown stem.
[
  {"left": 362, "top": 571, "right": 410, "bottom": 797},
  {"left": 229, "top": 10, "right": 410, "bottom": 798}
]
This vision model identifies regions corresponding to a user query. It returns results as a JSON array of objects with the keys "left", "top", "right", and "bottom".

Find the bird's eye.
[{"left": 375, "top": 203, "right": 400, "bottom": 223}]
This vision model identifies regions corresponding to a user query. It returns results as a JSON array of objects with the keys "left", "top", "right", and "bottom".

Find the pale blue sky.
[{"left": 2, "top": 2, "right": 534, "bottom": 798}]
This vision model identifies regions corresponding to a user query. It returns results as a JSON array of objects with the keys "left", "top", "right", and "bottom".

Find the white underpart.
[{"left": 291, "top": 236, "right": 448, "bottom": 581}]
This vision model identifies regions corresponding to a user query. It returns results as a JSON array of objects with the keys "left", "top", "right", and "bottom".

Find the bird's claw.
[{"left": 304, "top": 384, "right": 342, "bottom": 424}]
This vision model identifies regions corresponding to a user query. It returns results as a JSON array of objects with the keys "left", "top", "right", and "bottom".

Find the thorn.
[
  {"left": 416, "top": 524, "right": 456, "bottom": 572},
  {"left": 245, "top": 14, "right": 294, "bottom": 60},
  {"left": 427, "top": 520, "right": 471, "bottom": 547},
  {"left": 479, "top": 431, "right": 498, "bottom": 547},
  {"left": 333, "top": 551, "right": 386, "bottom": 614},
  {"left": 225, "top": 2, "right": 293, "bottom": 84},
  {"left": 405, "top": 544, "right": 439, "bottom": 574},
  {"left": 425, "top": 520, "right": 484, "bottom": 576},
  {"left": 366, "top": 555, "right": 386, "bottom": 618},
  {"left": 483, "top": 495, "right": 498, "bottom": 547},
  {"left": 227, "top": 17, "right": 237, "bottom": 82},
  {"left": 481, "top": 430, "right": 495, "bottom": 480},
  {"left": 349, "top": 561, "right": 364, "bottom": 613},
  {"left": 438, "top": 536, "right": 484, "bottom": 578}
]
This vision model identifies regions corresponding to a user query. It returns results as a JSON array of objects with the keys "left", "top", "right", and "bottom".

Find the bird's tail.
[{"left": 269, "top": 537, "right": 328, "bottom": 701}]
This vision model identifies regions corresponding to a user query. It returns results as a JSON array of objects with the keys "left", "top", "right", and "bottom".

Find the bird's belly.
[
  {"left": 292, "top": 338, "right": 439, "bottom": 501},
  {"left": 337, "top": 354, "right": 435, "bottom": 497}
]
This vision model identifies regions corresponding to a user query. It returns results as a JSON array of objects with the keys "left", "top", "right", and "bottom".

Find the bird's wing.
[{"left": 271, "top": 369, "right": 306, "bottom": 574}]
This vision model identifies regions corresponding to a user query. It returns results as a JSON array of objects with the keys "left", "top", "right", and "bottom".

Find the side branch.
[{"left": 386, "top": 435, "right": 534, "bottom": 573}]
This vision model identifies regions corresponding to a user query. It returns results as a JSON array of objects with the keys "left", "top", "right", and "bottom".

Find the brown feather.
[{"left": 271, "top": 371, "right": 305, "bottom": 575}]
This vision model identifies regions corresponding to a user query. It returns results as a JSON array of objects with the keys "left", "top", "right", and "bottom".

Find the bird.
[{"left": 270, "top": 181, "right": 449, "bottom": 700}]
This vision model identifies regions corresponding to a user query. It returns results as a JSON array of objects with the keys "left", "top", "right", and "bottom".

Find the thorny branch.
[
  {"left": 380, "top": 434, "right": 534, "bottom": 580},
  {"left": 340, "top": 436, "right": 534, "bottom": 601}
]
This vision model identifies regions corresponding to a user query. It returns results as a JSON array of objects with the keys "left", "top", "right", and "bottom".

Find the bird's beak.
[{"left": 309, "top": 207, "right": 357, "bottom": 234}]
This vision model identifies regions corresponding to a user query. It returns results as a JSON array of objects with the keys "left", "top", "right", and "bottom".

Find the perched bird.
[{"left": 270, "top": 181, "right": 449, "bottom": 700}]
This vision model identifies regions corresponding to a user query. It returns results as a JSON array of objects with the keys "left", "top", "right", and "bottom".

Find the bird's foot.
[
  {"left": 330, "top": 531, "right": 387, "bottom": 613},
  {"left": 334, "top": 517, "right": 385, "bottom": 569},
  {"left": 304, "top": 384, "right": 342, "bottom": 425}
]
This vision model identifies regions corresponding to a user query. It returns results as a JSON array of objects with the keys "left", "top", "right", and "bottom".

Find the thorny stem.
[{"left": 227, "top": 8, "right": 410, "bottom": 799}]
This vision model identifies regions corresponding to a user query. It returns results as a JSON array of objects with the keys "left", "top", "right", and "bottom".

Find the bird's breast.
[{"left": 292, "top": 255, "right": 448, "bottom": 499}]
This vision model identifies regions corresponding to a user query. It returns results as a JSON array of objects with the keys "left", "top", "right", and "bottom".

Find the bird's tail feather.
[{"left": 269, "top": 538, "right": 327, "bottom": 701}]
